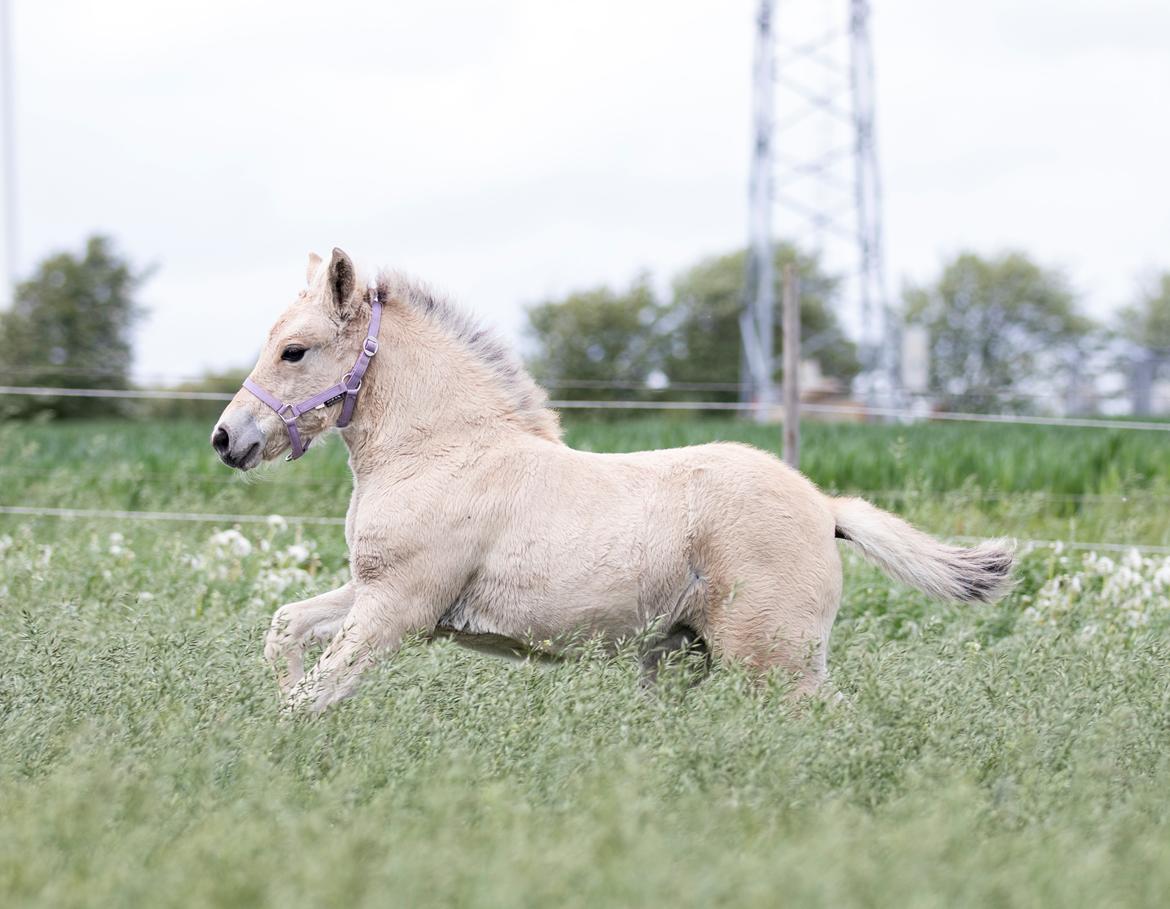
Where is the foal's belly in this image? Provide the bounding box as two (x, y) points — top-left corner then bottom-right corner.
(431, 626), (561, 662)
(435, 571), (676, 656)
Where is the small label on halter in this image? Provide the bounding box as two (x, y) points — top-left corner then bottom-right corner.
(323, 393), (345, 408)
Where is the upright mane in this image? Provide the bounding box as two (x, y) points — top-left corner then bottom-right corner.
(377, 270), (562, 442)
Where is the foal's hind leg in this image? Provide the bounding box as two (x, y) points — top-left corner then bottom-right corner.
(264, 583), (355, 695)
(640, 625), (710, 688)
(699, 539), (842, 700)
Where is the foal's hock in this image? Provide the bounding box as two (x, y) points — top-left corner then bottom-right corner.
(211, 249), (1016, 714)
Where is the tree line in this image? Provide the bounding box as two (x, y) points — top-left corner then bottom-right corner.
(527, 248), (1169, 414)
(2, 234), (1168, 419)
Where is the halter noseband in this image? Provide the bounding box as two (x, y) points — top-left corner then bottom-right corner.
(241, 285), (382, 461)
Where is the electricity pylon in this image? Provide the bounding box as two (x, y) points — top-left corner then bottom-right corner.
(742, 0), (899, 412)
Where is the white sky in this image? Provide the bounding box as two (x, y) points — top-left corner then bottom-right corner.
(5, 0), (1169, 381)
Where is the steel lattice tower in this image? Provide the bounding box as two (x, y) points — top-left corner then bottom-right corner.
(742, 0), (898, 410)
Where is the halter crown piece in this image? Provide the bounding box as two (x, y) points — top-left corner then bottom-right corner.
(242, 284), (382, 461)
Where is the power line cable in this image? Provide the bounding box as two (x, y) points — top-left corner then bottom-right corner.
(2, 503), (1165, 555)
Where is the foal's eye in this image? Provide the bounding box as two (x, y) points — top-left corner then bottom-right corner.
(281, 346), (307, 363)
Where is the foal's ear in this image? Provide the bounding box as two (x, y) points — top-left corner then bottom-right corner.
(327, 247), (360, 320)
(306, 251), (323, 285)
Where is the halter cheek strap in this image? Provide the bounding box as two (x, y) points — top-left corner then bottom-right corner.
(241, 285), (382, 461)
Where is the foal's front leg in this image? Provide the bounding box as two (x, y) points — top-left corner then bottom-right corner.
(264, 583), (355, 695)
(283, 581), (444, 716)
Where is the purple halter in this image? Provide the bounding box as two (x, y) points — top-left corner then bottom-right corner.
(242, 285), (382, 461)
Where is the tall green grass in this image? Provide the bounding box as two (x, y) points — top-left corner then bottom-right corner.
(2, 416), (1167, 546)
(7, 416), (1169, 495)
(1, 417), (1169, 907)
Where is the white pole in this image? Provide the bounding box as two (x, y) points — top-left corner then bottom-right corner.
(782, 264), (800, 467)
(0, 0), (17, 307)
(744, 0), (775, 423)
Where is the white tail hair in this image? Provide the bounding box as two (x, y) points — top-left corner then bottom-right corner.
(830, 497), (1015, 603)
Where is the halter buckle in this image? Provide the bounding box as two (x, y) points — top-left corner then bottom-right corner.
(363, 337), (379, 356)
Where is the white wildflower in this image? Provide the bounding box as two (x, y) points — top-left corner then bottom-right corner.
(283, 543), (311, 565)
(1085, 553), (1115, 576)
(1153, 561), (1170, 589)
(208, 528), (252, 557)
(257, 566), (313, 597)
(1107, 566), (1142, 592)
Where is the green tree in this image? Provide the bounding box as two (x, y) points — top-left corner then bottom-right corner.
(904, 251), (1094, 412)
(0, 236), (150, 418)
(524, 277), (663, 402)
(664, 244), (859, 398)
(1117, 272), (1170, 353)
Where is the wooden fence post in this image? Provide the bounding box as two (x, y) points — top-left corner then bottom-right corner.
(782, 264), (800, 468)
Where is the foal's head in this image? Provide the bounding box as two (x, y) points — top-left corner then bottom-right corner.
(211, 248), (373, 469)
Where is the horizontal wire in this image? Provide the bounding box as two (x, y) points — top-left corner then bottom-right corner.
(800, 403), (1170, 433)
(825, 490), (1165, 505)
(0, 385), (234, 401)
(0, 505), (345, 526)
(0, 465), (1163, 505)
(7, 383), (1156, 431)
(0, 369), (1117, 400)
(548, 397), (1170, 431)
(952, 536), (1170, 556)
(1, 503), (1165, 555)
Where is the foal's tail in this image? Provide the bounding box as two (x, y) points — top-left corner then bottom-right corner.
(830, 496), (1015, 603)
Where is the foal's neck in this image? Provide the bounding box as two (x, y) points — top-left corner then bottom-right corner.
(338, 350), (524, 483)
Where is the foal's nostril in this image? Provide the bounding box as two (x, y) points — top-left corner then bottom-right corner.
(212, 425), (231, 455)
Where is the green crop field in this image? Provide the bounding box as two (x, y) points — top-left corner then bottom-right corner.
(2, 417), (1169, 907)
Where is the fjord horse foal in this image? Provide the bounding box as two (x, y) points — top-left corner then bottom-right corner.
(212, 250), (1014, 714)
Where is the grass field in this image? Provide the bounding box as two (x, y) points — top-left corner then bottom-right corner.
(2, 416), (1170, 907)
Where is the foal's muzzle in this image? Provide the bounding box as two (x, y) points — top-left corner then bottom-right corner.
(211, 417), (264, 470)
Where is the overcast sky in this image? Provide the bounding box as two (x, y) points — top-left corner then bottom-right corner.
(5, 0), (1169, 381)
